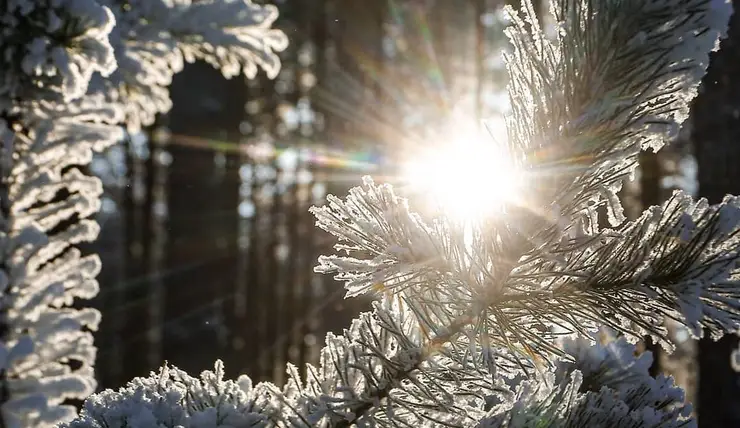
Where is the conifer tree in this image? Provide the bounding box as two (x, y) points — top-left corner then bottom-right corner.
(0, 1), (286, 427)
(25, 0), (740, 427)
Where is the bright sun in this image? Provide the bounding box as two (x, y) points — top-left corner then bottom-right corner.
(401, 120), (520, 221)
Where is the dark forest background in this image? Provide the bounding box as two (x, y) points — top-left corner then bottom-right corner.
(84, 0), (740, 426)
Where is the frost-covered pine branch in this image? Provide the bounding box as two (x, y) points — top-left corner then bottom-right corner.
(0, 1), (285, 427)
(93, 0), (289, 130)
(67, 0), (740, 427)
(63, 360), (272, 428)
(480, 332), (693, 427)
(312, 0), (736, 365)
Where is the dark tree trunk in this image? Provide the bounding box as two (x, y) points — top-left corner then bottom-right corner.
(120, 131), (152, 380)
(165, 61), (244, 377)
(638, 149), (663, 377)
(691, 2), (740, 426)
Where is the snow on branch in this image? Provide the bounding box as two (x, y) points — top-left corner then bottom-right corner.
(298, 0), (735, 423)
(504, 0), (730, 228)
(0, 0), (117, 111)
(313, 176), (740, 368)
(0, 0), (287, 426)
(311, 177), (445, 299)
(66, 296), (502, 427)
(58, 0), (739, 427)
(480, 333), (693, 427)
(92, 0), (289, 130)
(61, 361), (272, 428)
(0, 2), (124, 426)
(64, 316), (696, 427)
(273, 296), (502, 427)
(0, 101), (123, 428)
(505, 190), (740, 350)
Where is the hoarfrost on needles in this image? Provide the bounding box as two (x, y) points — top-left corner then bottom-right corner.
(14, 0), (740, 427)
(92, 0), (289, 130)
(61, 361), (270, 428)
(480, 333), (693, 427)
(0, 0), (286, 426)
